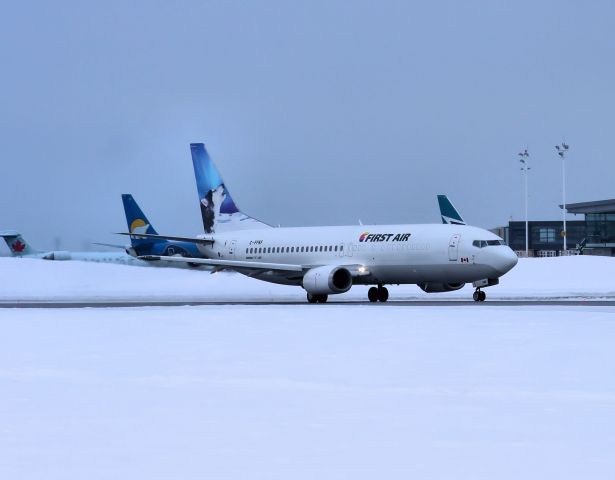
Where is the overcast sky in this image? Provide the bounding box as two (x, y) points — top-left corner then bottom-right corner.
(1, 0), (614, 251)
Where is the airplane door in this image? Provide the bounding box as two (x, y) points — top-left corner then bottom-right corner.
(227, 240), (237, 258)
(346, 242), (354, 257)
(448, 234), (460, 261)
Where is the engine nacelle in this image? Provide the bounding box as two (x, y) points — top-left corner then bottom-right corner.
(302, 265), (353, 295)
(417, 282), (465, 293)
(42, 251), (72, 261)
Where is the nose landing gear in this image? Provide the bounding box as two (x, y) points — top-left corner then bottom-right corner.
(473, 289), (486, 302)
(368, 285), (389, 303)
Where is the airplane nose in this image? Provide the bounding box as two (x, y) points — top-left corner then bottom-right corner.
(496, 247), (518, 274)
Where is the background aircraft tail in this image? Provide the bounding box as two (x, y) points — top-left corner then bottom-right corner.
(190, 143), (270, 233)
(0, 231), (39, 256)
(121, 194), (161, 247)
(437, 195), (466, 225)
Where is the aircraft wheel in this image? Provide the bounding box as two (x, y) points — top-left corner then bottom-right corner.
(368, 287), (379, 302)
(378, 286), (389, 302)
(307, 293), (317, 304)
(473, 290), (480, 302)
(479, 291), (486, 302)
(317, 294), (328, 303)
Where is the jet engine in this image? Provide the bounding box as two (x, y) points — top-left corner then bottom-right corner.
(42, 251), (72, 260)
(302, 265), (352, 295)
(417, 282), (465, 293)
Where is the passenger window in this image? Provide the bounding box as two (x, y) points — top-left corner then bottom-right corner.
(340, 245), (344, 251)
(334, 245), (338, 252)
(291, 247), (294, 253)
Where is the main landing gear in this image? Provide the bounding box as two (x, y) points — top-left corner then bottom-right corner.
(473, 289), (486, 302)
(368, 285), (389, 303)
(307, 293), (328, 303)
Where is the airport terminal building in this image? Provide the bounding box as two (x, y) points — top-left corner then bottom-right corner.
(493, 199), (615, 257)
(566, 199), (615, 255)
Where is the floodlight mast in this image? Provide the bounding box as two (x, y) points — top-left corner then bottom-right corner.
(518, 149), (530, 257)
(555, 143), (570, 251)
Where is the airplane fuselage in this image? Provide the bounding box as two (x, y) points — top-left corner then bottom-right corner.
(195, 223), (518, 287)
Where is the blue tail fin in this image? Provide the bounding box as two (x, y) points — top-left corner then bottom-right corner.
(121, 194), (160, 246)
(0, 230), (39, 256)
(190, 143), (270, 233)
(437, 195), (466, 225)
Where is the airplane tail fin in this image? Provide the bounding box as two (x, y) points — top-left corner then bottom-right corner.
(121, 194), (161, 247)
(437, 195), (466, 225)
(0, 231), (39, 256)
(190, 143), (271, 233)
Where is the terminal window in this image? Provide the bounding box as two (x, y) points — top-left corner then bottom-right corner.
(538, 228), (557, 243)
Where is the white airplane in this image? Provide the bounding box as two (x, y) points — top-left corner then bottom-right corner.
(119, 143), (518, 303)
(0, 230), (149, 266)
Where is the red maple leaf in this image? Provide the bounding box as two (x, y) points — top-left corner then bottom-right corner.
(11, 240), (26, 253)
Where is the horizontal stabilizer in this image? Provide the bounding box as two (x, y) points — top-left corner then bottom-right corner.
(115, 232), (215, 245)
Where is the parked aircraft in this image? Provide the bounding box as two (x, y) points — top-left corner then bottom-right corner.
(121, 194), (206, 268)
(438, 195), (466, 225)
(0, 230), (146, 265)
(118, 143), (518, 303)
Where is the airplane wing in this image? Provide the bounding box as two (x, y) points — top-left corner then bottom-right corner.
(141, 255), (303, 271)
(114, 232), (215, 244)
(92, 242), (126, 249)
(139, 255), (371, 277)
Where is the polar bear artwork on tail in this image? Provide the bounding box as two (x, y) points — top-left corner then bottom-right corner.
(200, 184), (226, 233)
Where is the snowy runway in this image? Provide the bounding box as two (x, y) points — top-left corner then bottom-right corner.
(1, 304), (615, 479)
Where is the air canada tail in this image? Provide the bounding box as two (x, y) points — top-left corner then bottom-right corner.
(190, 143), (270, 233)
(437, 195), (466, 225)
(121, 194), (161, 246)
(0, 230), (39, 256)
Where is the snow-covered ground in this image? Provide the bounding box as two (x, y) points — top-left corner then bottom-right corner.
(1, 304), (614, 479)
(0, 255), (614, 302)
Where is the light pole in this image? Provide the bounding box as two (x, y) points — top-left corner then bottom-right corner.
(518, 149), (530, 257)
(555, 142), (570, 251)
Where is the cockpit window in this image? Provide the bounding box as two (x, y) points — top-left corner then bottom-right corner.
(473, 239), (505, 248)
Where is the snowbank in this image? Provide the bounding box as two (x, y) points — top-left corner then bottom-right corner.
(0, 255), (614, 301)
